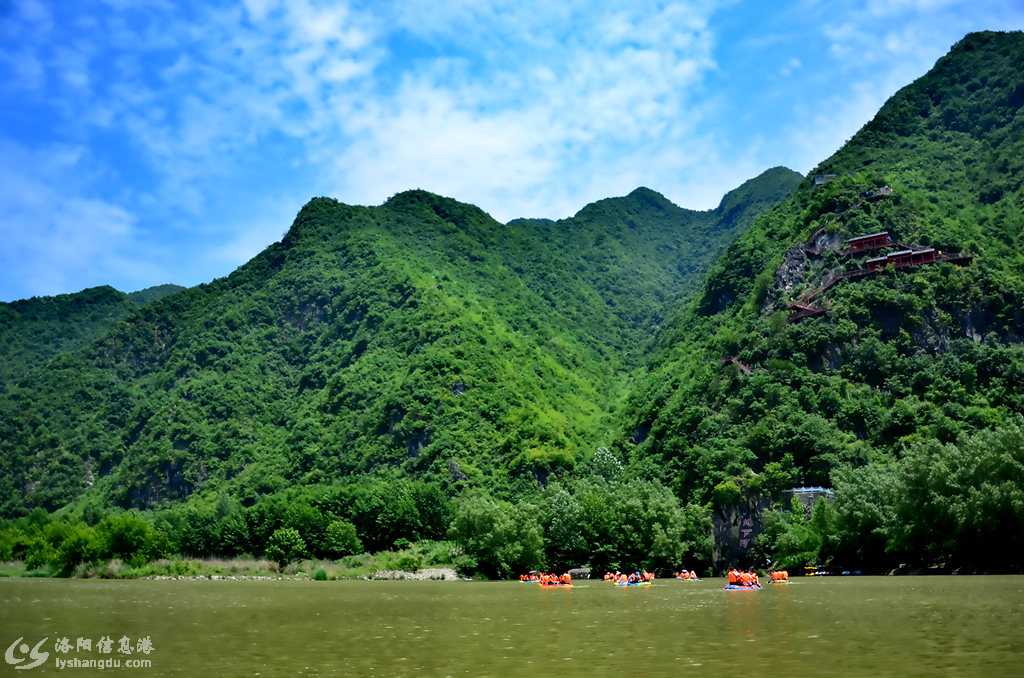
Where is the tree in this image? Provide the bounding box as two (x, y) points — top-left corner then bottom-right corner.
(586, 447), (624, 481)
(323, 520), (362, 559)
(24, 538), (55, 572)
(541, 487), (586, 571)
(284, 502), (328, 555)
(449, 494), (544, 578)
(757, 497), (826, 571)
(97, 512), (162, 566)
(889, 421), (1024, 569)
(215, 510), (251, 557)
(0, 525), (31, 561)
(54, 524), (101, 576)
(266, 527), (306, 569)
(348, 481), (423, 552)
(831, 463), (899, 569)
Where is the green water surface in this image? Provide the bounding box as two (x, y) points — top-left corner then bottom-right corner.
(1, 576), (1020, 677)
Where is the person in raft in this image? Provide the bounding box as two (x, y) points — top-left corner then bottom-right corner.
(770, 570), (789, 582)
(677, 569), (699, 580)
(727, 567), (761, 588)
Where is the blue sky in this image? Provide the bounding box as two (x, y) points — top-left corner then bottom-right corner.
(1, 0), (1023, 301)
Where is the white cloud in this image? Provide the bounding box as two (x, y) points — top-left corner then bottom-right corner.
(4, 0), (1024, 299)
(780, 57), (802, 77)
(330, 1), (727, 218)
(783, 0), (1024, 174)
(0, 140), (151, 298)
(53, 45), (93, 91)
(865, 0), (961, 16)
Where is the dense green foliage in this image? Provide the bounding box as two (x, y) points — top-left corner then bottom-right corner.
(448, 493), (545, 578)
(758, 420), (1024, 571)
(323, 519), (362, 558)
(627, 31), (1024, 570)
(2, 31), (1022, 576)
(265, 528), (306, 568)
(0, 167), (798, 517)
(0, 284), (182, 390)
(0, 457), (712, 577)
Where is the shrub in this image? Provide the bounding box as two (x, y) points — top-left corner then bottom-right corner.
(396, 553), (422, 573)
(712, 480), (743, 508)
(24, 539), (55, 572)
(265, 528), (306, 569)
(54, 524), (101, 576)
(97, 513), (162, 566)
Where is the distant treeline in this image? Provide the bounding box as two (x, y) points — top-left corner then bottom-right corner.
(3, 422), (1021, 577)
(0, 450), (711, 578)
(756, 421), (1024, 573)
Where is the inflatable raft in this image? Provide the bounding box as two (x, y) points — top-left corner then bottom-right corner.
(615, 581), (653, 587)
(723, 584), (762, 591)
(539, 583), (573, 589)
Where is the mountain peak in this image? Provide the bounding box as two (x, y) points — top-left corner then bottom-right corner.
(383, 188), (445, 207)
(626, 186), (670, 201)
(715, 166), (803, 212)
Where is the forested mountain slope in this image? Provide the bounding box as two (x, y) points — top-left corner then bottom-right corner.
(0, 168), (799, 516)
(0, 284), (183, 390)
(624, 31), (1024, 569)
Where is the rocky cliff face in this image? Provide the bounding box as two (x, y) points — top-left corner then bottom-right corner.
(712, 495), (771, 569)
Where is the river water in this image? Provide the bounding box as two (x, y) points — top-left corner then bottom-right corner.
(1, 576), (1021, 676)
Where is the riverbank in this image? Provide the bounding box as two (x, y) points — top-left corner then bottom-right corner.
(0, 540), (465, 581)
(0, 558), (464, 581)
(143, 567), (462, 581)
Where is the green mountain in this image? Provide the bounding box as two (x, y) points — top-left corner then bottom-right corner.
(625, 31), (1024, 569)
(3, 31), (1022, 576)
(0, 168), (800, 516)
(0, 284), (184, 391)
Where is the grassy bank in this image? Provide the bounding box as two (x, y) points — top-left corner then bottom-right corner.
(0, 541), (461, 580)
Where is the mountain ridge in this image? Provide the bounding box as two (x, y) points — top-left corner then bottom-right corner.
(623, 30), (1024, 570)
(0, 167), (802, 516)
(0, 283), (184, 390)
(2, 30), (1022, 574)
